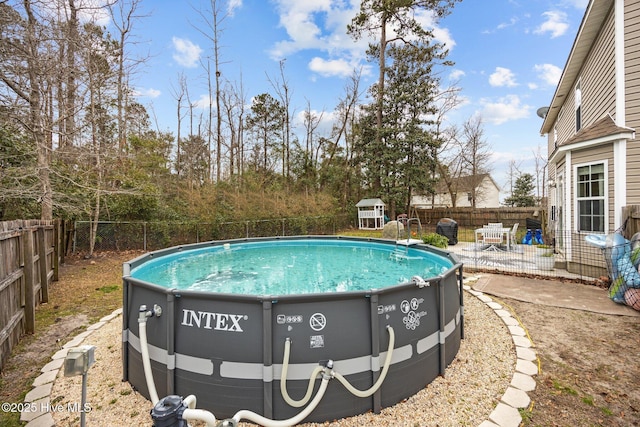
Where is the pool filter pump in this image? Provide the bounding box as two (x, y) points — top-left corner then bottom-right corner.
(151, 395), (188, 427)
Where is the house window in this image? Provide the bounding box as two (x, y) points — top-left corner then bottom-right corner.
(575, 81), (582, 132)
(576, 163), (605, 232)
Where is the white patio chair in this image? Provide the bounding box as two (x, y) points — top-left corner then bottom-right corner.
(487, 222), (503, 228)
(510, 223), (519, 248)
(482, 228), (504, 251)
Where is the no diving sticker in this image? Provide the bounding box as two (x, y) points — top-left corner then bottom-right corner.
(309, 312), (326, 331)
(310, 335), (324, 348)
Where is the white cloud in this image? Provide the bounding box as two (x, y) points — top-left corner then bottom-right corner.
(534, 63), (562, 86)
(194, 94), (213, 109)
(414, 9), (456, 50)
(489, 67), (517, 87)
(497, 17), (518, 31)
(479, 95), (531, 125)
(134, 87), (161, 98)
(534, 11), (569, 38)
(268, 0), (334, 59)
(308, 57), (354, 78)
(227, 0), (243, 16)
(449, 69), (465, 81)
(293, 108), (336, 137)
(268, 0), (454, 77)
(172, 37), (202, 68)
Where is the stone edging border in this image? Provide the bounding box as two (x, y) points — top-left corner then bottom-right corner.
(20, 276), (537, 427)
(20, 308), (122, 427)
(464, 276), (539, 427)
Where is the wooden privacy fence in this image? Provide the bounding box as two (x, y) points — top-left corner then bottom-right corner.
(413, 206), (545, 230)
(0, 220), (61, 371)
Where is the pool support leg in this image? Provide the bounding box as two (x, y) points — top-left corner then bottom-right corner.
(438, 279), (446, 376)
(263, 300), (274, 419)
(166, 293), (175, 395)
(369, 293), (382, 413)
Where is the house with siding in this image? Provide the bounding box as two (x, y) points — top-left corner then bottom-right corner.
(411, 174), (501, 209)
(540, 0), (638, 274)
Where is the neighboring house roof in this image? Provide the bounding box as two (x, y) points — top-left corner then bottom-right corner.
(356, 198), (385, 208)
(540, 0), (613, 135)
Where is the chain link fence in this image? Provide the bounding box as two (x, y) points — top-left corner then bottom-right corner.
(71, 214), (353, 253)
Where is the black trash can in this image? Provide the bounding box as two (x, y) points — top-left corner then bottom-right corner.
(525, 218), (541, 230)
(436, 218), (458, 245)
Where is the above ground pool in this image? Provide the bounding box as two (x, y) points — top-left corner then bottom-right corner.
(122, 236), (464, 423)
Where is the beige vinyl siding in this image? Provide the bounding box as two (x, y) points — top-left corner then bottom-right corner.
(552, 10), (616, 146)
(581, 9), (617, 126)
(555, 95), (576, 144)
(625, 1), (640, 204)
(571, 144), (615, 232)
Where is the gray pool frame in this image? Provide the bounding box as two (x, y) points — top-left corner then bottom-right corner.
(122, 236), (464, 422)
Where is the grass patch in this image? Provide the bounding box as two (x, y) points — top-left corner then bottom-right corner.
(552, 380), (578, 396)
(601, 407), (614, 416)
(97, 284), (120, 293)
(582, 395), (594, 406)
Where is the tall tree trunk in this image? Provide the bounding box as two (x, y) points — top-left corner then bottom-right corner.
(24, 0), (53, 220)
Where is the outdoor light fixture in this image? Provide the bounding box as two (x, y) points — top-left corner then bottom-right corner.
(64, 345), (96, 427)
(548, 179), (556, 188)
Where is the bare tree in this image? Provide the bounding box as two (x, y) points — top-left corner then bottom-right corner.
(430, 82), (463, 207)
(267, 59), (294, 180)
(193, 0), (228, 182)
(505, 159), (523, 199)
(302, 99), (323, 170)
(221, 77), (246, 178)
(458, 115), (492, 208)
(108, 0), (148, 154)
(532, 143), (548, 201)
(170, 73), (188, 175)
(24, 0), (53, 219)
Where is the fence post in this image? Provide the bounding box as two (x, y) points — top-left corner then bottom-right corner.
(23, 227), (36, 334)
(73, 221), (77, 253)
(53, 219), (60, 281)
(143, 222), (147, 251)
(37, 226), (49, 303)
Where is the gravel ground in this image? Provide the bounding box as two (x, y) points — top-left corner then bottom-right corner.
(50, 290), (515, 427)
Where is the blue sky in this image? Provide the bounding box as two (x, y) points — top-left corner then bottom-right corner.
(125, 0), (589, 196)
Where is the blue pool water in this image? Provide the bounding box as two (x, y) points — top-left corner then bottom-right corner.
(130, 239), (453, 295)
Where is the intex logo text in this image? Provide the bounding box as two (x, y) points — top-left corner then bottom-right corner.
(181, 309), (247, 332)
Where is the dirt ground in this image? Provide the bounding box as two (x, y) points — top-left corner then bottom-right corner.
(1, 253), (639, 426)
(504, 297), (640, 427)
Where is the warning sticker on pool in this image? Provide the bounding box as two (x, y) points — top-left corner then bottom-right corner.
(401, 298), (427, 330)
(310, 335), (325, 348)
(309, 312), (326, 331)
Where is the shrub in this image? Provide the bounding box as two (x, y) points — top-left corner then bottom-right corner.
(422, 233), (449, 249)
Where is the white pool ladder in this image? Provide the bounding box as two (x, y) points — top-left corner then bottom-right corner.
(396, 216), (423, 246)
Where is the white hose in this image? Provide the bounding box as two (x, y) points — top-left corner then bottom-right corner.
(332, 326), (395, 398)
(281, 338), (325, 407)
(183, 394), (197, 409)
(138, 318), (159, 405)
(182, 408), (217, 426)
(232, 372), (330, 427)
